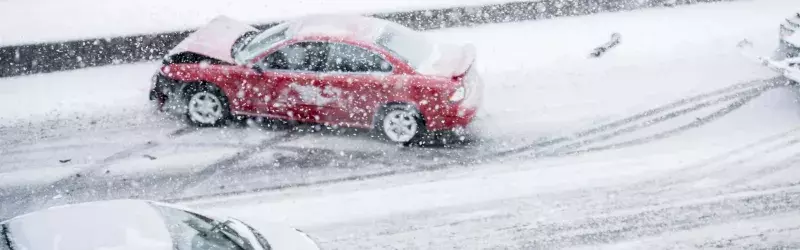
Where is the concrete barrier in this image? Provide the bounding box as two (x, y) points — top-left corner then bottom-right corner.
(0, 0), (730, 78)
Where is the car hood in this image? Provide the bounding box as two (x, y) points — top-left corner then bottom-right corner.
(167, 15), (258, 64)
(4, 200), (174, 250)
(152, 201), (320, 250)
(249, 222), (320, 250)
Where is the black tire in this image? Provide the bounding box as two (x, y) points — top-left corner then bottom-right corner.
(374, 103), (426, 145)
(184, 84), (232, 127)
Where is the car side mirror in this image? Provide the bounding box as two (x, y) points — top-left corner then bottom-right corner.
(248, 64), (263, 74)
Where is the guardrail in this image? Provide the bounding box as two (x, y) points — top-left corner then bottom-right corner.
(0, 0), (730, 78)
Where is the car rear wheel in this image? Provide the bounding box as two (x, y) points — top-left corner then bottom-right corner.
(185, 85), (230, 126)
(376, 104), (425, 145)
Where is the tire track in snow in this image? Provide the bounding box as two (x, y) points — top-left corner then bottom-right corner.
(622, 125), (800, 199)
(87, 126), (200, 165)
(511, 133), (800, 226)
(505, 126), (800, 220)
(555, 88), (764, 156)
(485, 77), (784, 160)
(167, 130), (305, 197)
(161, 78), (785, 203)
(421, 79), (776, 168)
(508, 184), (800, 249)
(310, 182), (800, 249)
(725, 151), (800, 187)
(172, 86), (763, 202)
(2, 125), (201, 218)
(696, 225), (800, 249)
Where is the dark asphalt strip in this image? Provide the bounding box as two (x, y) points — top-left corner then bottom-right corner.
(3, 126), (200, 217)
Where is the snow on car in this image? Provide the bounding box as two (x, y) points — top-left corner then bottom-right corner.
(778, 10), (800, 59)
(149, 14), (484, 144)
(0, 199), (320, 250)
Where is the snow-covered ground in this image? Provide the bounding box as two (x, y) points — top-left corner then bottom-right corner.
(0, 0), (515, 46)
(2, 0), (800, 248)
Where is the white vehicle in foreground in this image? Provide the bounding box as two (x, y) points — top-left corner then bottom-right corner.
(0, 199), (320, 250)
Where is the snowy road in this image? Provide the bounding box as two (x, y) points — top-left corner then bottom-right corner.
(3, 0), (800, 248)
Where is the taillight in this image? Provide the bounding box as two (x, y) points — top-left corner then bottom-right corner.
(160, 65), (172, 75)
(449, 86), (466, 102)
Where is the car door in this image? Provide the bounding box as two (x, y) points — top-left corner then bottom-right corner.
(249, 41), (329, 121)
(315, 42), (395, 127)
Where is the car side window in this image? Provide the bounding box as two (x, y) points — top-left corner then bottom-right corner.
(259, 41), (328, 72)
(325, 43), (392, 73)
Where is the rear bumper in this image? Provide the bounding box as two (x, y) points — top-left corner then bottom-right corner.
(423, 103), (480, 131)
(425, 66), (484, 131)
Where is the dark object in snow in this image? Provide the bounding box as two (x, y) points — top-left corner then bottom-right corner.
(75, 173), (82, 178)
(58, 159), (71, 163)
(163, 51), (233, 66)
(143, 154), (157, 160)
(105, 170), (111, 174)
(736, 39), (753, 49)
(589, 33), (622, 58)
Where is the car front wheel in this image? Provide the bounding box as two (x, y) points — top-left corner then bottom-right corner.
(185, 85), (230, 126)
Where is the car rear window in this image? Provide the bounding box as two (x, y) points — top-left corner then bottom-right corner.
(375, 24), (435, 70)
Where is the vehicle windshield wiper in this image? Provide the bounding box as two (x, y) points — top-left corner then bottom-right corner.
(2, 224), (15, 250)
(210, 219), (255, 250)
(231, 31), (259, 64)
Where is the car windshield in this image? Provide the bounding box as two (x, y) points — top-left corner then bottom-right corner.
(233, 22), (292, 65)
(151, 205), (259, 250)
(375, 23), (436, 70)
(0, 225), (11, 250)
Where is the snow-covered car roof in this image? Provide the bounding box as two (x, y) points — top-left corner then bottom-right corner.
(2, 199), (174, 250)
(287, 14), (400, 43)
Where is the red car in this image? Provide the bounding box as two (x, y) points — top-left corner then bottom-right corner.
(150, 15), (483, 144)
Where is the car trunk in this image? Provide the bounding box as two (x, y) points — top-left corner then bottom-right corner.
(417, 43), (477, 79)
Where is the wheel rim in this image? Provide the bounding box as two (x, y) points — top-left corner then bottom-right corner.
(382, 109), (418, 142)
(188, 92), (223, 124)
